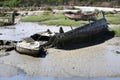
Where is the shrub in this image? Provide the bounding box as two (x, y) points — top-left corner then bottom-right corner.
(45, 5), (52, 11)
(42, 11), (51, 15)
(57, 6), (64, 10)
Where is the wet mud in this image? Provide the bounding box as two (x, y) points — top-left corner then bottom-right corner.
(0, 63), (25, 77)
(0, 22), (120, 80)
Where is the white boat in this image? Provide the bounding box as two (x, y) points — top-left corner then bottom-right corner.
(16, 30), (55, 56)
(16, 41), (41, 55)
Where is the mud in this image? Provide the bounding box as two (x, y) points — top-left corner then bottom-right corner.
(0, 19), (120, 79)
(0, 37), (119, 79)
(0, 63), (24, 77)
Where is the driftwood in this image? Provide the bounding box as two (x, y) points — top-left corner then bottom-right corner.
(0, 12), (15, 25)
(63, 11), (99, 21)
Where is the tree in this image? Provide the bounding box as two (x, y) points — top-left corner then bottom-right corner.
(9, 0), (21, 7)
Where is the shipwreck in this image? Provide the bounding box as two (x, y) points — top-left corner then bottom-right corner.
(16, 15), (108, 56)
(63, 11), (99, 21)
(44, 18), (108, 48)
(16, 30), (55, 56)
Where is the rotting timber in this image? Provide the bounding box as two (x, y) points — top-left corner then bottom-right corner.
(63, 11), (99, 21)
(0, 11), (15, 26)
(44, 18), (108, 48)
(15, 17), (109, 57)
(15, 30), (55, 57)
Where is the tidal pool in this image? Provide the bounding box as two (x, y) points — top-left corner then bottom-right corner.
(0, 22), (72, 41)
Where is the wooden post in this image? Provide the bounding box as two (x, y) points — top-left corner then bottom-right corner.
(11, 11), (15, 24)
(101, 11), (105, 18)
(9, 11), (15, 24)
(59, 27), (64, 33)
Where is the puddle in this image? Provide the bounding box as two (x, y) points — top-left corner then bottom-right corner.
(0, 22), (72, 41)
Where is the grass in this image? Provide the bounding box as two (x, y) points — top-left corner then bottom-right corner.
(21, 12), (120, 26)
(21, 12), (64, 22)
(40, 19), (88, 26)
(21, 12), (88, 27)
(0, 21), (5, 26)
(105, 14), (120, 24)
(109, 27), (120, 37)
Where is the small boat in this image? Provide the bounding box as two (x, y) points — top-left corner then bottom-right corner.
(16, 30), (55, 56)
(16, 41), (41, 56)
(63, 11), (99, 21)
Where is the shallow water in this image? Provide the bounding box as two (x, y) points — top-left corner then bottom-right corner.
(0, 22), (72, 41)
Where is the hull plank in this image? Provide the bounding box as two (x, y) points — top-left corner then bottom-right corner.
(47, 18), (108, 48)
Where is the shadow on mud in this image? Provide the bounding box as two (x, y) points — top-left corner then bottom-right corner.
(60, 31), (115, 50)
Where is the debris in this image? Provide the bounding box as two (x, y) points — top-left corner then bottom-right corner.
(116, 51), (120, 54)
(0, 52), (10, 57)
(15, 30), (55, 57)
(59, 27), (64, 33)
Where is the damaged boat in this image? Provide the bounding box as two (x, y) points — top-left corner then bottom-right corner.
(16, 17), (109, 56)
(44, 18), (108, 48)
(63, 11), (99, 21)
(16, 30), (55, 56)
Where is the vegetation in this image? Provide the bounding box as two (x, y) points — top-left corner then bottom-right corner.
(21, 12), (120, 26)
(57, 6), (64, 10)
(109, 27), (120, 37)
(0, 0), (120, 7)
(21, 12), (88, 26)
(106, 14), (120, 24)
(45, 5), (52, 11)
(0, 21), (5, 26)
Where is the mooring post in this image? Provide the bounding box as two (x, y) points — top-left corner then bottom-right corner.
(59, 27), (64, 33)
(101, 11), (105, 18)
(10, 11), (15, 24)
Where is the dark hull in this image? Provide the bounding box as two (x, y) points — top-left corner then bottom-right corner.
(48, 18), (108, 48)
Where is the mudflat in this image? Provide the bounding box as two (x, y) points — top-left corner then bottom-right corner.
(0, 37), (120, 78)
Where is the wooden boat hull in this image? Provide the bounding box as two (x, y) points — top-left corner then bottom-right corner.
(16, 46), (40, 56)
(15, 30), (55, 56)
(64, 11), (98, 21)
(15, 41), (41, 56)
(47, 18), (108, 48)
